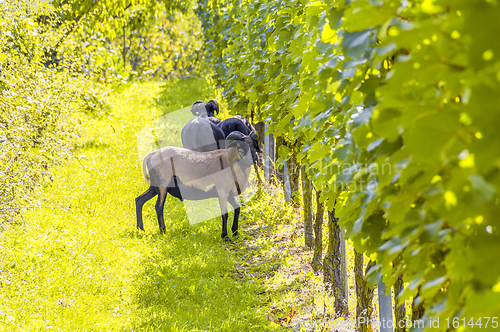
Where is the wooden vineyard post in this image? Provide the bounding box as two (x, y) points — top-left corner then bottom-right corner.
(283, 160), (291, 203)
(302, 166), (313, 247)
(394, 275), (406, 332)
(340, 230), (348, 302)
(323, 208), (348, 316)
(255, 122), (265, 152)
(355, 250), (375, 332)
(311, 190), (324, 272)
(264, 123), (274, 182)
(280, 137), (292, 203)
(287, 145), (300, 205)
(275, 136), (284, 183)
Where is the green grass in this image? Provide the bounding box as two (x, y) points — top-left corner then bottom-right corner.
(0, 78), (372, 332)
(0, 79), (284, 331)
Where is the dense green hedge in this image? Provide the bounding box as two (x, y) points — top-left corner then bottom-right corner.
(0, 5), (105, 224)
(199, 0), (500, 326)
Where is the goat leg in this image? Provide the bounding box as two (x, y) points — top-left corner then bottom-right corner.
(218, 193), (231, 241)
(135, 186), (157, 231)
(155, 187), (168, 233)
(228, 192), (241, 237)
(221, 212), (233, 243)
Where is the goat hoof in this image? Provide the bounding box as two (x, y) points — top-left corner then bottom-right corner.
(223, 236), (234, 244)
(232, 230), (239, 238)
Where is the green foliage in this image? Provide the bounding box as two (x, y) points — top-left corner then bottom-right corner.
(117, 10), (204, 80)
(155, 76), (215, 115)
(43, 0), (204, 82)
(0, 0), (206, 222)
(0, 4), (100, 224)
(78, 81), (112, 117)
(199, 0), (500, 327)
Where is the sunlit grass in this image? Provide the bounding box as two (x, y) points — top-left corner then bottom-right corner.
(0, 79), (281, 331)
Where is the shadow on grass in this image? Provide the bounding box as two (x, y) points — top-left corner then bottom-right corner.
(130, 79), (278, 331)
(131, 197), (275, 331)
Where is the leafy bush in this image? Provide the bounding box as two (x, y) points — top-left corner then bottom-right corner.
(0, 4), (107, 224)
(78, 81), (111, 117)
(68, 0), (204, 82)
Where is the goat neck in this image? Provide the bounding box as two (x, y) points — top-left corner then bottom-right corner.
(227, 146), (253, 194)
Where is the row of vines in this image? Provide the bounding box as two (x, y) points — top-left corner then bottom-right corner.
(199, 0), (500, 329)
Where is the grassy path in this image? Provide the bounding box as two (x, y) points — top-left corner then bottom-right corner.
(0, 80), (289, 331)
(1, 79), (365, 332)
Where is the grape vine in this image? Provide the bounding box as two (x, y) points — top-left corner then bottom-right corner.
(199, 0), (500, 325)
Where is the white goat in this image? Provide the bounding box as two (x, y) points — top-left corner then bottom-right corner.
(135, 131), (258, 240)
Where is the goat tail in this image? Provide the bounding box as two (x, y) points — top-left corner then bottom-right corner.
(142, 155), (151, 182)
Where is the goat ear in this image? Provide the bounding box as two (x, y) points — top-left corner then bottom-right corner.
(250, 131), (258, 140)
(208, 99), (219, 115)
(226, 131), (244, 142)
(238, 141), (249, 157)
(227, 140), (249, 161)
(191, 100), (204, 116)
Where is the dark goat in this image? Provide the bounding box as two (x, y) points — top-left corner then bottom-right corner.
(208, 117), (221, 126)
(219, 116), (262, 153)
(190, 99), (219, 117)
(190, 99), (221, 125)
(135, 132), (258, 240)
(228, 115), (256, 132)
(181, 100), (225, 152)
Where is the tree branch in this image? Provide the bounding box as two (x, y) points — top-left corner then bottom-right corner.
(53, 1), (95, 50)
